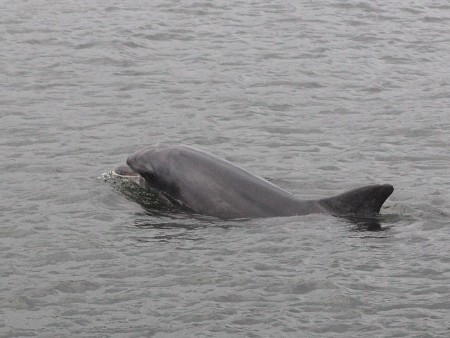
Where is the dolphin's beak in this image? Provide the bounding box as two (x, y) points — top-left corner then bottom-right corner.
(112, 165), (140, 178)
(112, 165), (149, 189)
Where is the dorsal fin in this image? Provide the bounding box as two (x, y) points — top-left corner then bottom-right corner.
(318, 184), (394, 216)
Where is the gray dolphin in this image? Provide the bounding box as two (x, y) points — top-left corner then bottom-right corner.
(117, 145), (394, 220)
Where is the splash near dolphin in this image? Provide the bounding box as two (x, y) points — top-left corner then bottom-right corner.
(114, 145), (393, 220)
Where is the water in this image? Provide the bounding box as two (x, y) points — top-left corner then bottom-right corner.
(1, 0), (449, 336)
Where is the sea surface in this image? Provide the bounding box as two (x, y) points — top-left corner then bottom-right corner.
(1, 0), (450, 337)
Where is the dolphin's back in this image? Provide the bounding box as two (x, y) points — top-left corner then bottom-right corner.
(159, 146), (308, 219)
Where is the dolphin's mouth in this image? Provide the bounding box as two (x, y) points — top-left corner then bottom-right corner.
(112, 165), (149, 189)
(112, 165), (141, 178)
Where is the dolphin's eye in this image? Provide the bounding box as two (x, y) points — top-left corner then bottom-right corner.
(143, 173), (154, 181)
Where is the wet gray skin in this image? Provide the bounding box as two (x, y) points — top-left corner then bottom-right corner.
(121, 145), (394, 220)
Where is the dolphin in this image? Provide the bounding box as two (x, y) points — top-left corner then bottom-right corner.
(116, 145), (394, 220)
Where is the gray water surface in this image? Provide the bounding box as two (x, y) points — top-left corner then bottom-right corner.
(1, 0), (450, 337)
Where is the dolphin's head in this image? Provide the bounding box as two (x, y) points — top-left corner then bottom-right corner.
(126, 147), (158, 184)
(126, 146), (180, 198)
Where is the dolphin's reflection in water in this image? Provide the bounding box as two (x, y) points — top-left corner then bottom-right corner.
(346, 215), (390, 232)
